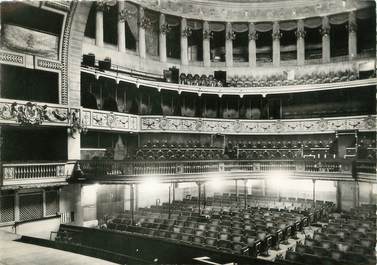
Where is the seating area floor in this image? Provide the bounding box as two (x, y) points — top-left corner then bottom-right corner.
(0, 232), (115, 265)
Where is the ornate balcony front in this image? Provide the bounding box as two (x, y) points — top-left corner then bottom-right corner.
(77, 159), (355, 184)
(140, 115), (376, 135)
(81, 63), (376, 97)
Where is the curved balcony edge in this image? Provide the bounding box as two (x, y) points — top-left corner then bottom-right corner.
(81, 67), (377, 97)
(0, 98), (375, 135)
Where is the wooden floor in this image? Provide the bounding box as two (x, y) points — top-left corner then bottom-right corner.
(0, 232), (116, 265)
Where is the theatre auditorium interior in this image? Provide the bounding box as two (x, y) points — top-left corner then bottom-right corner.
(0, 0), (376, 264)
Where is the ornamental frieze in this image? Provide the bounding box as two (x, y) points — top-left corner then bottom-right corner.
(140, 115), (376, 134)
(0, 101), (70, 126)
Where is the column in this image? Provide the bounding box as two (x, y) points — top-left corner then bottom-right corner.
(181, 17), (189, 65)
(272, 22), (281, 66)
(168, 184), (171, 219)
(248, 23), (257, 67)
(42, 189), (46, 217)
(117, 1), (126, 52)
(321, 16), (330, 63)
(354, 181), (359, 208)
(225, 22), (234, 67)
(296, 19), (305, 66)
(312, 179), (316, 206)
(159, 13), (167, 63)
(336, 181), (342, 211)
(348, 11), (357, 60)
(262, 179), (267, 196)
(14, 191), (20, 222)
(138, 7), (146, 59)
(235, 179), (238, 201)
(67, 130), (80, 160)
(197, 182), (202, 214)
(243, 179), (248, 209)
(130, 184), (135, 225)
(203, 21), (211, 67)
(95, 2), (104, 47)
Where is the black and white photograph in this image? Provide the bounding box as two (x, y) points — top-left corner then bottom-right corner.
(0, 0), (376, 264)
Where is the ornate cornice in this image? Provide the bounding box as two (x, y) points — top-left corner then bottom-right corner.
(126, 0), (371, 22)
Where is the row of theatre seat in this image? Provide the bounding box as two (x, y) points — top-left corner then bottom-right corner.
(227, 69), (358, 88)
(105, 196), (333, 261)
(134, 139), (340, 161)
(283, 205), (376, 265)
(179, 73), (224, 87)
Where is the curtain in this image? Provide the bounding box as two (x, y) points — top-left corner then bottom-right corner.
(255, 22), (273, 32)
(357, 8), (374, 20)
(210, 22), (225, 32)
(280, 20), (297, 31)
(125, 2), (138, 40)
(232, 23), (248, 33)
(304, 17), (322, 29)
(145, 9), (159, 56)
(329, 13), (349, 25)
(187, 19), (202, 30)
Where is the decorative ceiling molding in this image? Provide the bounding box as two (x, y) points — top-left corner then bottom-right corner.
(128, 0), (371, 22)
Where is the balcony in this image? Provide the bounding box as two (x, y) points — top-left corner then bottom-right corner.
(77, 159), (356, 184)
(1, 161), (75, 187)
(81, 66), (377, 97)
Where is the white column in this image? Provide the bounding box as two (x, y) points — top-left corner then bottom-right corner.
(117, 1), (126, 52)
(67, 131), (81, 160)
(248, 22), (257, 67)
(203, 21), (211, 67)
(296, 19), (305, 66)
(14, 191), (20, 222)
(181, 17), (189, 65)
(95, 3), (104, 47)
(348, 11), (357, 60)
(225, 22), (233, 67)
(272, 21), (281, 66)
(138, 6), (146, 59)
(159, 13), (167, 63)
(321, 16), (331, 63)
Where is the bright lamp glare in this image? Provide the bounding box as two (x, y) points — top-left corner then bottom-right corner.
(207, 175), (226, 191)
(267, 170), (291, 189)
(141, 176), (161, 192)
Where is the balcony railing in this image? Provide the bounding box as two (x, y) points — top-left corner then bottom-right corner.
(1, 161), (75, 186)
(78, 159), (354, 180)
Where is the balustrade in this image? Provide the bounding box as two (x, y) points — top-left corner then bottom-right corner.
(77, 159), (353, 179)
(2, 162), (68, 185)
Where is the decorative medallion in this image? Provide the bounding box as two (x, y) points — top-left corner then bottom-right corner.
(233, 120), (242, 133)
(159, 117), (169, 130)
(364, 116), (376, 130)
(318, 118), (328, 131)
(195, 119), (203, 131)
